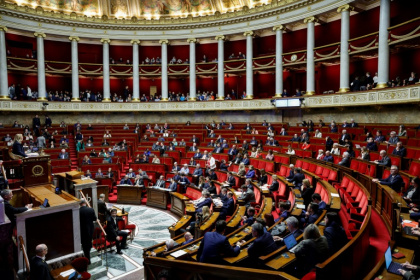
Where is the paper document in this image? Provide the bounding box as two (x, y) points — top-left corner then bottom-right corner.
(331, 193), (339, 198)
(60, 269), (75, 277)
(296, 204), (306, 209)
(170, 250), (187, 258)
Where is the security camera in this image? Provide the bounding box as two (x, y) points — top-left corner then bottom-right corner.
(42, 102), (49, 106)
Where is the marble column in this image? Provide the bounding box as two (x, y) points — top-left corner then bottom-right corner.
(159, 39), (169, 101)
(69, 36), (80, 101)
(34, 32), (47, 100)
(337, 5), (353, 93)
(304, 17), (317, 95)
(187, 38), (197, 101)
(376, 0), (390, 89)
(131, 39), (140, 102)
(101, 38), (111, 102)
(215, 35), (225, 100)
(244, 31), (254, 99)
(0, 26), (8, 99)
(273, 25), (285, 97)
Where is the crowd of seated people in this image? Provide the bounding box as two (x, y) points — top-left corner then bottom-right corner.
(351, 71), (418, 92)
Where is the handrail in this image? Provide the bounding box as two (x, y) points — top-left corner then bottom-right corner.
(388, 16), (420, 30)
(78, 190), (107, 237)
(18, 236), (30, 274)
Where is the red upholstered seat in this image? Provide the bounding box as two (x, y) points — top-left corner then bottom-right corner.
(273, 181), (288, 204)
(295, 159), (303, 168)
(308, 163), (317, 173)
(408, 160), (420, 177)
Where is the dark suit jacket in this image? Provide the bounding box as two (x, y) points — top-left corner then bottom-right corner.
(286, 170), (295, 180)
(228, 148), (238, 155)
(169, 182), (177, 191)
(324, 222), (348, 255)
(339, 134), (351, 145)
(30, 256), (54, 280)
(120, 179), (133, 185)
(156, 179), (166, 188)
(98, 200), (108, 216)
(324, 155), (334, 162)
(288, 173), (305, 188)
(269, 181), (279, 192)
(4, 200), (27, 223)
(392, 147), (407, 157)
(301, 187), (315, 207)
(339, 157), (350, 168)
(226, 176), (236, 188)
(196, 197), (212, 212)
(405, 186), (420, 205)
(193, 168), (203, 176)
(12, 141), (27, 157)
(79, 206), (97, 244)
(380, 174), (404, 192)
(193, 152), (202, 159)
(106, 216), (122, 241)
(197, 232), (240, 264)
(241, 158), (250, 165)
(377, 156), (391, 167)
(248, 232), (279, 260)
(221, 198), (235, 217)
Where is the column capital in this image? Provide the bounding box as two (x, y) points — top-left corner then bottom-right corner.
(34, 32), (46, 38)
(304, 16), (319, 24)
(0, 26), (8, 32)
(100, 38), (111, 44)
(69, 36), (80, 42)
(187, 38), (197, 44)
(159, 39), (169, 45)
(337, 4), (354, 13)
(273, 25), (286, 31)
(130, 39), (140, 45)
(215, 35), (225, 41)
(243, 31), (254, 37)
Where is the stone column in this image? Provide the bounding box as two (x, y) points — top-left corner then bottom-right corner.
(101, 38), (111, 102)
(244, 31), (254, 99)
(131, 39), (140, 101)
(34, 32), (47, 100)
(215, 35), (225, 100)
(376, 0), (390, 89)
(159, 39), (169, 101)
(273, 25), (285, 97)
(0, 26), (8, 99)
(304, 17), (317, 95)
(69, 36), (80, 101)
(338, 5), (353, 93)
(187, 38), (197, 101)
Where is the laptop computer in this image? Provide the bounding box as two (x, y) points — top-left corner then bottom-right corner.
(40, 198), (50, 209)
(283, 233), (298, 253)
(385, 246), (403, 275)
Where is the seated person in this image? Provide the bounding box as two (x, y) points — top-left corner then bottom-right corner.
(312, 193), (327, 214)
(95, 168), (104, 178)
(223, 172), (236, 188)
(155, 175), (166, 188)
(85, 170), (92, 178)
(168, 178), (177, 191)
(246, 223), (279, 265)
(181, 232), (195, 246)
(180, 164), (190, 175)
(273, 216), (303, 242)
(323, 151), (334, 162)
(134, 174), (144, 187)
(300, 202), (320, 226)
(82, 155), (91, 165)
(372, 165), (404, 192)
(338, 152), (351, 167)
(191, 190), (212, 213)
(268, 175), (279, 193)
(2, 189), (32, 225)
(239, 184), (255, 207)
(287, 167), (304, 189)
(185, 208), (211, 234)
(275, 201), (291, 222)
(196, 220), (241, 264)
(245, 165), (255, 179)
(192, 164), (203, 178)
(219, 159), (230, 172)
(120, 175), (133, 185)
(242, 206), (256, 226)
(126, 168), (136, 178)
(172, 162), (181, 172)
(392, 141), (407, 157)
(219, 191), (235, 220)
(293, 224), (329, 277)
(193, 149), (202, 159)
(404, 177), (420, 208)
(323, 212), (348, 256)
(106, 209), (128, 254)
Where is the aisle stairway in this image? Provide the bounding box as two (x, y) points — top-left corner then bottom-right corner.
(88, 249), (108, 280)
(68, 137), (78, 171)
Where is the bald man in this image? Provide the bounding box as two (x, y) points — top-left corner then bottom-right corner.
(30, 244), (54, 280)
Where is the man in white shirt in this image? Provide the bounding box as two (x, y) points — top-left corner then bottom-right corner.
(206, 152), (216, 170)
(180, 164), (190, 175)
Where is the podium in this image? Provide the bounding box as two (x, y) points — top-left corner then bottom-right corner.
(22, 156), (52, 186)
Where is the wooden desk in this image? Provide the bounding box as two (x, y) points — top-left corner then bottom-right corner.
(170, 192), (189, 216)
(265, 248), (296, 270)
(196, 212), (220, 238)
(223, 226), (252, 264)
(400, 213), (419, 241)
(169, 215), (192, 238)
(185, 203), (196, 216)
(366, 246), (415, 280)
(51, 264), (73, 280)
(25, 185), (71, 206)
(146, 187), (170, 210)
(227, 206), (246, 229)
(117, 185), (142, 205)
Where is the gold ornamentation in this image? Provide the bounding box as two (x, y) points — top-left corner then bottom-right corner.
(34, 32), (46, 38)
(130, 39), (140, 45)
(215, 35), (225, 41)
(0, 26), (8, 32)
(376, 83), (388, 89)
(69, 36), (80, 42)
(337, 4), (354, 13)
(305, 91), (315, 95)
(187, 38), (197, 43)
(100, 38), (111, 44)
(273, 25), (286, 31)
(159, 39), (169, 45)
(338, 88), (350, 93)
(243, 31), (254, 37)
(304, 16), (318, 24)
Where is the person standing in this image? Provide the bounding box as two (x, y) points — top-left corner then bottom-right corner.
(29, 244), (54, 280)
(79, 199), (97, 264)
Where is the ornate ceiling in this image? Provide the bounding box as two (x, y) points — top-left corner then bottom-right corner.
(6, 0), (278, 19)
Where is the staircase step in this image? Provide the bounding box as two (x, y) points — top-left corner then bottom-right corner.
(88, 256), (103, 270)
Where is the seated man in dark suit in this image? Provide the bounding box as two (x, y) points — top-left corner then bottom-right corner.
(181, 232), (195, 246)
(223, 172), (236, 188)
(212, 143), (224, 154)
(246, 223), (279, 265)
(300, 202), (320, 226)
(242, 206), (256, 226)
(338, 152), (351, 168)
(287, 167), (304, 189)
(193, 149), (203, 159)
(289, 134), (300, 142)
(338, 130), (351, 146)
(323, 212), (348, 256)
(323, 151), (334, 163)
(268, 175), (279, 193)
(273, 216), (303, 242)
(197, 220), (241, 264)
(57, 149), (69, 159)
(30, 244), (54, 280)
(194, 191), (212, 213)
(120, 175), (133, 185)
(155, 175), (166, 188)
(239, 184), (255, 208)
(372, 165), (404, 192)
(228, 145), (238, 159)
(106, 209), (128, 254)
(219, 191), (235, 220)
(168, 178), (178, 191)
(191, 135), (200, 144)
(286, 164), (295, 180)
(189, 143), (198, 152)
(312, 193), (327, 214)
(373, 150), (391, 167)
(392, 142), (407, 157)
(275, 201), (291, 222)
